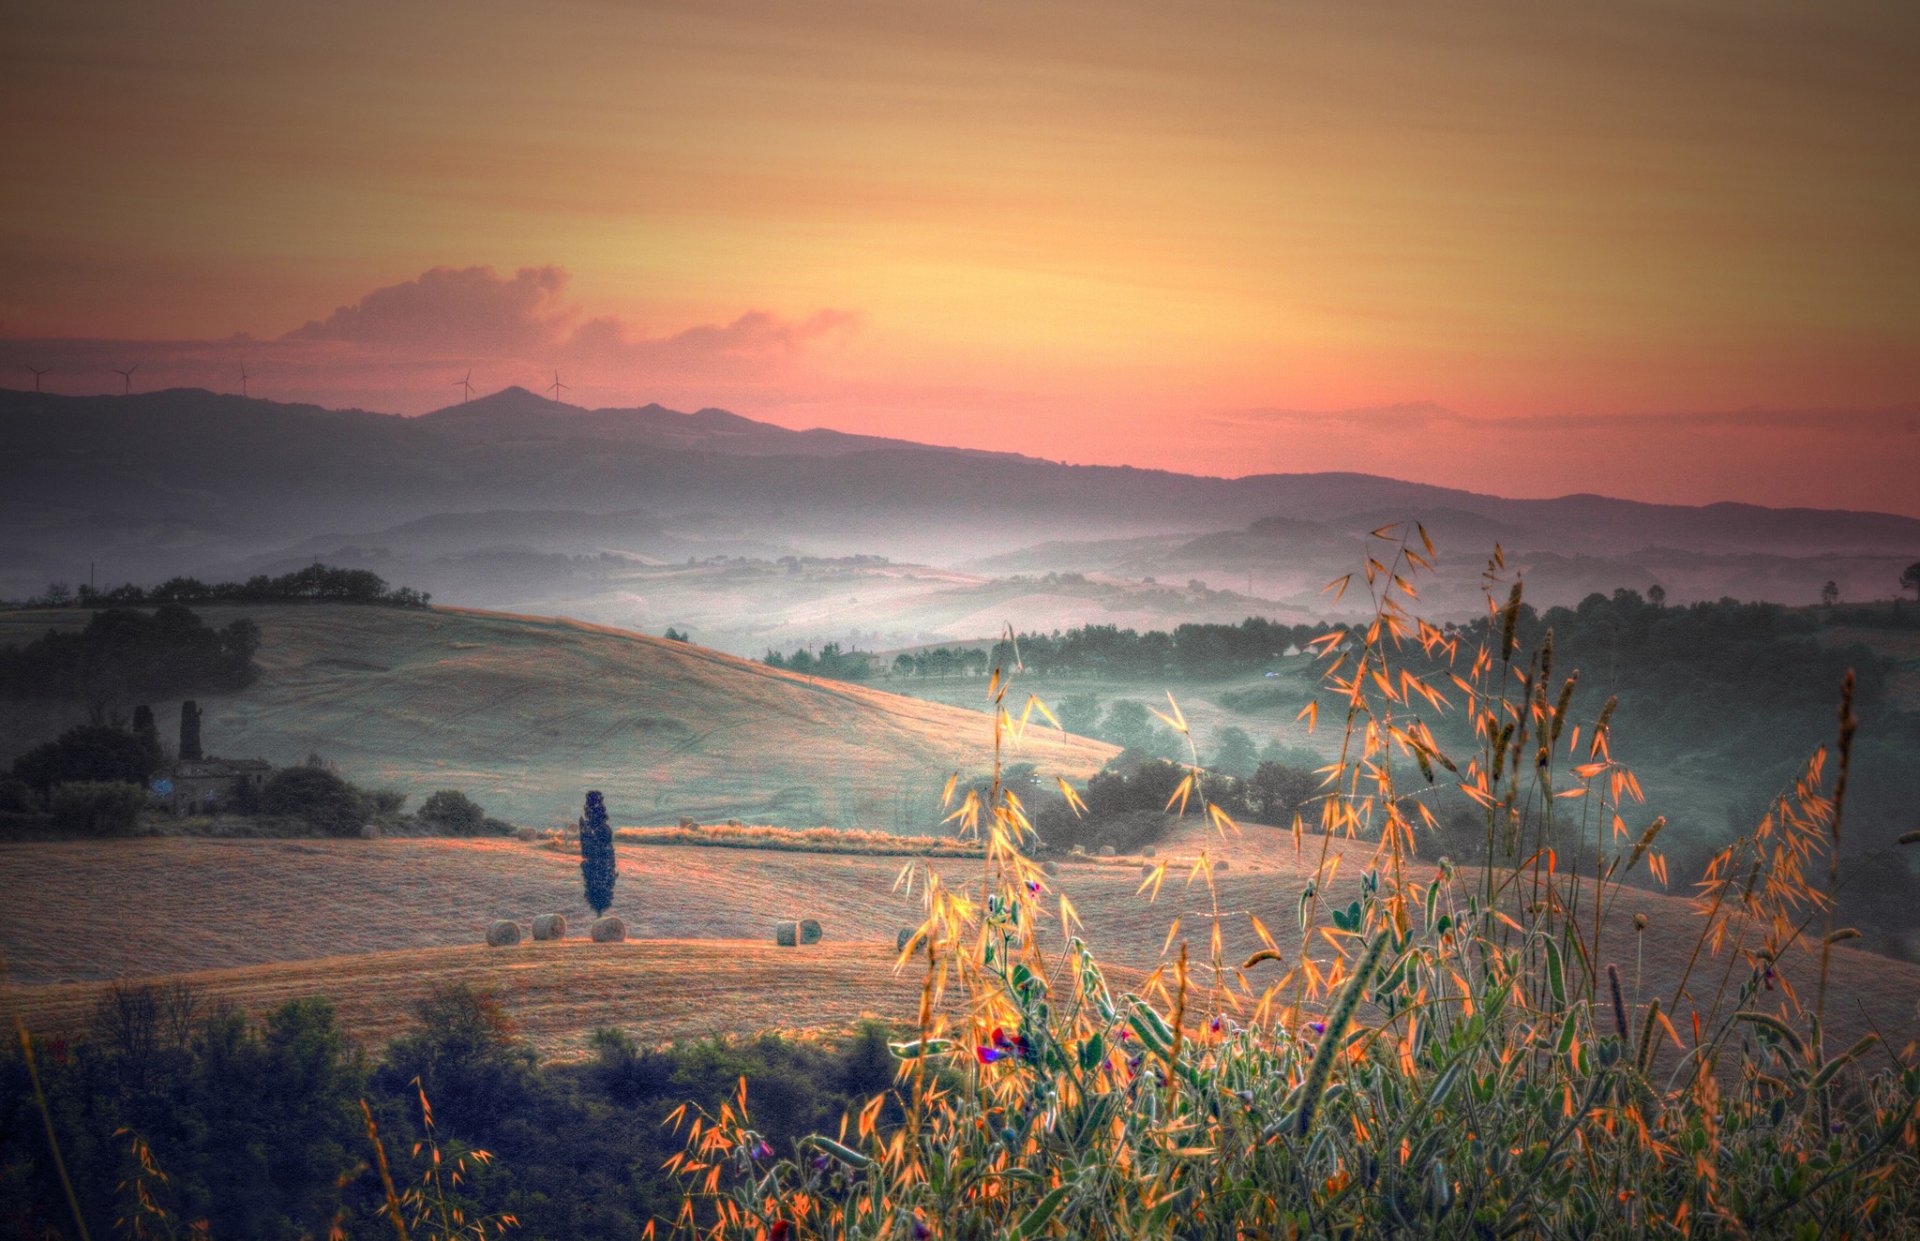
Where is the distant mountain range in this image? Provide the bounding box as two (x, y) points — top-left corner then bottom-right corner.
(3, 386), (1917, 625)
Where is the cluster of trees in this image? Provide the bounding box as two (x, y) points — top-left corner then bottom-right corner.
(889, 646), (990, 680)
(1031, 753), (1323, 854)
(1, 725), (501, 838)
(12, 563), (429, 611)
(986, 618), (1329, 680)
(0, 605), (258, 710)
(763, 642), (877, 681)
(0, 983), (904, 1238)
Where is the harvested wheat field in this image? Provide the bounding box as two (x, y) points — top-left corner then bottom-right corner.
(1, 940), (1073, 1059)
(5, 832), (1916, 1059)
(0, 603), (1116, 827)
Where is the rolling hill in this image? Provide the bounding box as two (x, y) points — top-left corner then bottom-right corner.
(0, 603), (1116, 828)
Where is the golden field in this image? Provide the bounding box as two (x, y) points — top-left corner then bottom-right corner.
(4, 824), (1915, 1060)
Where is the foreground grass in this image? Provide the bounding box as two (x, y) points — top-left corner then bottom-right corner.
(662, 534), (1920, 1239)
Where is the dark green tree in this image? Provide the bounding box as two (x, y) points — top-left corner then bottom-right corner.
(262, 766), (364, 836)
(579, 790), (617, 916)
(1902, 561), (1920, 602)
(179, 699), (203, 761)
(1211, 726), (1260, 779)
(419, 788), (487, 835)
(11, 724), (155, 792)
(131, 703), (162, 767)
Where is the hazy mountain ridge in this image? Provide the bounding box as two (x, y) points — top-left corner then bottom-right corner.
(3, 387), (1917, 623)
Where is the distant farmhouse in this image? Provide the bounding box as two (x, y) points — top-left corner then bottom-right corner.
(159, 757), (273, 816)
(150, 700), (274, 815)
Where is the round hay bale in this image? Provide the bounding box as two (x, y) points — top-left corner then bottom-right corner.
(897, 927), (917, 951)
(531, 913), (567, 940)
(590, 915), (626, 942)
(1097, 845), (1116, 857)
(485, 919), (521, 947)
(516, 827), (539, 842)
(358, 822), (382, 839)
(799, 918), (823, 944)
(775, 921), (800, 946)
(1041, 860), (1059, 875)
(1214, 859), (1230, 873)
(679, 816), (699, 830)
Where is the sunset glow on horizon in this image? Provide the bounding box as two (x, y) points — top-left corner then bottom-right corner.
(3, 0), (1916, 512)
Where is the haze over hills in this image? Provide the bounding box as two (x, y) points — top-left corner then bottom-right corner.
(3, 385), (1917, 650)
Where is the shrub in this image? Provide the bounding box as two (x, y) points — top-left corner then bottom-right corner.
(0, 774), (36, 813)
(419, 788), (486, 835)
(262, 765), (364, 836)
(365, 787), (409, 816)
(49, 781), (147, 835)
(12, 724), (156, 792)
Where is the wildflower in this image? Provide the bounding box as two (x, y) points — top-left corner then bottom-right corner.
(1026, 879), (1041, 894)
(770, 1223), (792, 1241)
(751, 1139), (774, 1161)
(911, 1220), (931, 1240)
(1209, 1016), (1223, 1033)
(976, 1045), (1004, 1064)
(1309, 1021), (1327, 1035)
(812, 1154), (831, 1172)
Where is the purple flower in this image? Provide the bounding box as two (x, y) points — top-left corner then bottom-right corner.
(976, 1046), (1004, 1064)
(1026, 879), (1041, 894)
(1309, 1021), (1327, 1035)
(911, 1221), (932, 1240)
(1209, 1016), (1223, 1033)
(812, 1154), (832, 1172)
(751, 1139), (774, 1161)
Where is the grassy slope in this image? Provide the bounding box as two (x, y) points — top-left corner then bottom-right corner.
(5, 830), (1914, 1059)
(0, 604), (1115, 827)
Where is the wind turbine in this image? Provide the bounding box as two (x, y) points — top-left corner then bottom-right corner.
(546, 371), (570, 402)
(453, 369), (474, 402)
(27, 366), (50, 393)
(113, 364), (138, 395)
(239, 363), (250, 398)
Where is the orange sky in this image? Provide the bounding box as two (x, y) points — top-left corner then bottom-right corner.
(2, 1), (1917, 512)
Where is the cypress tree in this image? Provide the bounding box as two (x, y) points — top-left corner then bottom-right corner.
(131, 704), (162, 768)
(179, 700), (204, 761)
(579, 790), (617, 917)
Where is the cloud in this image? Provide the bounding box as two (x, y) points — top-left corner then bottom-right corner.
(0, 265), (860, 413)
(285, 265), (576, 354)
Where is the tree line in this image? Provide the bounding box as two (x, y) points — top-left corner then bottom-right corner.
(9, 562), (430, 611)
(0, 604), (259, 708)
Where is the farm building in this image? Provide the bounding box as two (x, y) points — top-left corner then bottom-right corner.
(157, 757), (273, 816)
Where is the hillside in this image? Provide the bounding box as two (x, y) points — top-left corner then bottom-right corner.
(0, 604), (1116, 827)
